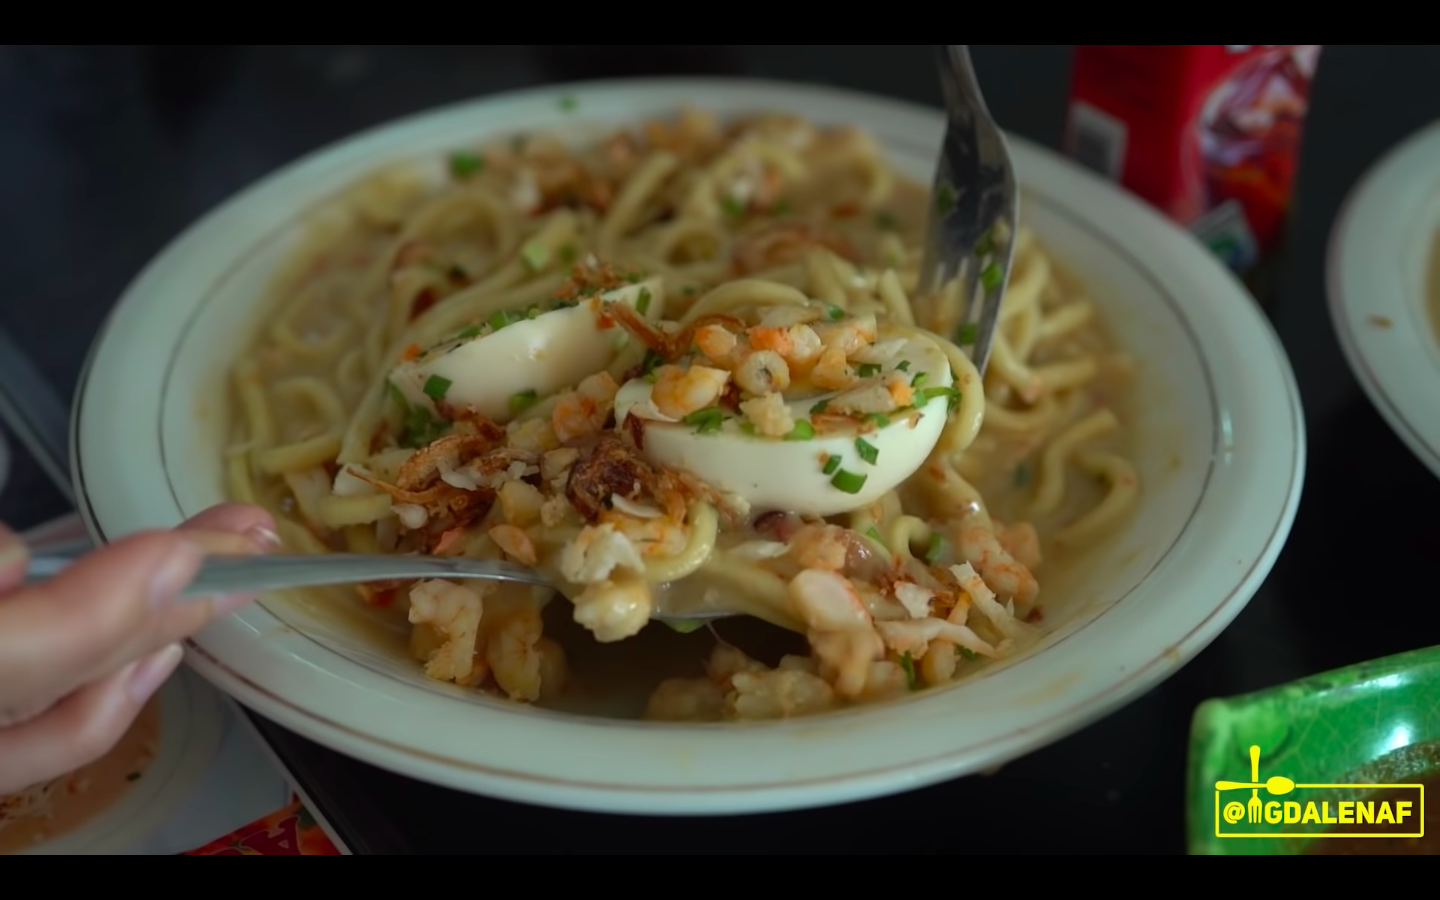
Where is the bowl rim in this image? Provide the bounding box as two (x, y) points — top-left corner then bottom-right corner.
(1185, 643), (1440, 854)
(69, 76), (1307, 814)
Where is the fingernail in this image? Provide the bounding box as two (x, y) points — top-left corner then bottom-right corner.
(213, 591), (258, 616)
(246, 524), (281, 552)
(127, 643), (184, 703)
(150, 541), (202, 610)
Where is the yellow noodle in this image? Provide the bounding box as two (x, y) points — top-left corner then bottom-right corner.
(222, 109), (1142, 720)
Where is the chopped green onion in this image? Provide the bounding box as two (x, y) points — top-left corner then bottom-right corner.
(641, 349), (663, 377)
(422, 375), (452, 401)
(899, 651), (918, 689)
(974, 236), (993, 259)
(955, 322), (979, 345)
(625, 271), (643, 284)
(921, 386), (961, 408)
(386, 380), (407, 409)
(721, 196), (745, 218)
(683, 406), (724, 434)
(448, 264), (469, 281)
(810, 399), (830, 415)
(822, 455), (841, 475)
(526, 305), (542, 319)
(854, 437), (879, 465)
(857, 363), (882, 378)
(487, 310), (513, 332)
(449, 152), (483, 179)
(875, 211), (898, 230)
(866, 525), (884, 545)
(559, 244), (579, 264)
(895, 360), (911, 372)
(865, 413), (891, 428)
(980, 262), (1003, 290)
(959, 647), (978, 661)
(1013, 463), (1030, 486)
(935, 182), (956, 216)
(558, 94), (578, 111)
(509, 390), (538, 414)
(551, 299), (578, 309)
(636, 287), (652, 316)
(664, 619), (707, 634)
(924, 532), (944, 564)
(831, 468), (867, 494)
(739, 421), (758, 435)
(826, 304), (845, 321)
(784, 420), (815, 441)
(910, 371), (928, 388)
(457, 326), (482, 340)
(521, 241), (549, 272)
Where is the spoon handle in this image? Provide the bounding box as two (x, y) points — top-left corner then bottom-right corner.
(25, 552), (552, 598)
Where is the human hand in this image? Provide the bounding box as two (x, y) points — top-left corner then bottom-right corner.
(0, 503), (278, 794)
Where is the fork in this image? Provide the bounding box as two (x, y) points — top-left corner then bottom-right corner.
(915, 44), (1020, 378)
(1247, 744), (1263, 824)
(23, 551), (733, 625)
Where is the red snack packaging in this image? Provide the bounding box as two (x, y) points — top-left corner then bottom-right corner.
(1062, 45), (1322, 284)
(181, 796), (342, 855)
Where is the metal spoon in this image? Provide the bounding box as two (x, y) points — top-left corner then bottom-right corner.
(23, 551), (731, 626)
(915, 44), (1019, 377)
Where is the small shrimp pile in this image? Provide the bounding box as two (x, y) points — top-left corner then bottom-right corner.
(608, 301), (920, 439)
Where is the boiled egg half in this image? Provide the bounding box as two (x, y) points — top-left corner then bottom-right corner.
(614, 328), (955, 517)
(389, 278), (662, 423)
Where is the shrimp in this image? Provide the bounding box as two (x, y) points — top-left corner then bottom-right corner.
(785, 324), (824, 369)
(559, 522), (646, 583)
(651, 364), (730, 418)
(738, 391), (795, 437)
(814, 315), (877, 356)
(733, 350), (791, 396)
(788, 525), (850, 572)
(997, 520), (1043, 571)
(746, 325), (794, 357)
(645, 677), (726, 722)
(572, 572), (653, 642)
(552, 371), (619, 443)
(810, 630), (884, 698)
(489, 524), (538, 565)
(407, 579), (487, 686)
(920, 639), (958, 685)
(486, 605), (560, 702)
(790, 568), (873, 630)
(694, 323), (739, 363)
(728, 669), (836, 719)
(810, 346), (856, 390)
(953, 525), (1039, 611)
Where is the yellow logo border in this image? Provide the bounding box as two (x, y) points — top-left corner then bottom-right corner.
(1213, 784), (1426, 839)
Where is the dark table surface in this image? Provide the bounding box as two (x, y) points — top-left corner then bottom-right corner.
(3, 45), (1439, 854)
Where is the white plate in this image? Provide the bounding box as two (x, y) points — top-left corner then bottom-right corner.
(71, 78), (1305, 815)
(8, 667), (223, 854)
(1328, 118), (1440, 480)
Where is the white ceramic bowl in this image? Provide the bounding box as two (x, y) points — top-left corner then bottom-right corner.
(1328, 117), (1440, 480)
(71, 79), (1305, 815)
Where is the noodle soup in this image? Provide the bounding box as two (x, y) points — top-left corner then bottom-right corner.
(224, 111), (1140, 721)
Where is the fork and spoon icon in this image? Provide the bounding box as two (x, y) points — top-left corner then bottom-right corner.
(1215, 745), (1297, 823)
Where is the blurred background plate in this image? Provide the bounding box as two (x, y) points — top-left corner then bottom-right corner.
(1328, 117), (1440, 481)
